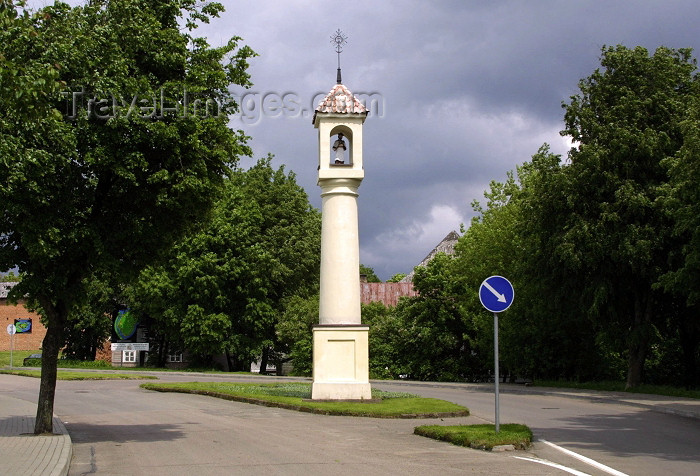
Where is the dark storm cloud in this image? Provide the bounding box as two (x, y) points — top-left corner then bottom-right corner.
(193, 0), (700, 280)
(27, 0), (700, 279)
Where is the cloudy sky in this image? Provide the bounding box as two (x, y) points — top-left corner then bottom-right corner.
(30, 1), (700, 280)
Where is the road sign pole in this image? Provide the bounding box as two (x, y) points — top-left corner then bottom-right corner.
(6, 324), (16, 369)
(9, 328), (14, 369)
(479, 276), (513, 436)
(494, 312), (499, 433)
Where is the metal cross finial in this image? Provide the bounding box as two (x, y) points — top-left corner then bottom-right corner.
(330, 29), (347, 84)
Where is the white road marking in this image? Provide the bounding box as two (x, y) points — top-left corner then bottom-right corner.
(540, 439), (629, 476)
(513, 456), (591, 475)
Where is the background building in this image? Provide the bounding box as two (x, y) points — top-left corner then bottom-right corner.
(1, 282), (47, 352)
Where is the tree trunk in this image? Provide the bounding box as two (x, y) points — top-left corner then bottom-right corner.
(88, 335), (98, 361)
(626, 293), (653, 389)
(34, 297), (66, 434)
(157, 335), (167, 367)
(626, 344), (646, 389)
(224, 350), (233, 372)
(259, 346), (269, 375)
(679, 306), (700, 389)
(160, 337), (169, 368)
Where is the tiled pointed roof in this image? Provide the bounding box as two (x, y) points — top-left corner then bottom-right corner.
(312, 83), (367, 123)
(400, 231), (461, 283)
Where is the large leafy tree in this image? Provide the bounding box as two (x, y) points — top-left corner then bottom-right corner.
(130, 158), (321, 371)
(346, 47), (699, 387)
(276, 294), (318, 376)
(661, 92), (700, 304)
(552, 46), (699, 387)
(658, 89), (700, 388)
(450, 175), (521, 380)
(510, 146), (622, 381)
(0, 0), (254, 433)
(451, 166), (538, 381)
(390, 253), (478, 381)
(452, 48), (700, 387)
(450, 148), (603, 383)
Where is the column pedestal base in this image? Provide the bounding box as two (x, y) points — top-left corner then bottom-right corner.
(311, 325), (372, 400)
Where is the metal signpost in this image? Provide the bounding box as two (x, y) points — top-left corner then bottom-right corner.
(479, 276), (514, 433)
(6, 324), (16, 369)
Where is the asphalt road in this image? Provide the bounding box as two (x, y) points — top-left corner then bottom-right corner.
(373, 380), (700, 476)
(2, 373), (698, 475)
(58, 377), (548, 476)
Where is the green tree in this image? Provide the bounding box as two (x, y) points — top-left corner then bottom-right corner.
(658, 90), (700, 388)
(277, 299), (397, 378)
(61, 275), (117, 361)
(363, 301), (402, 379)
(0, 0), (254, 433)
(240, 159), (321, 373)
(391, 253), (478, 381)
(661, 91), (700, 304)
(511, 147), (620, 381)
(0, 1), (61, 125)
(386, 273), (406, 283)
(276, 294), (319, 376)
(452, 170), (528, 381)
(131, 158), (321, 371)
(360, 264), (381, 283)
(0, 271), (21, 282)
(553, 46), (698, 387)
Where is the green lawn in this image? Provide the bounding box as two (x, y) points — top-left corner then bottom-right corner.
(414, 423), (532, 450)
(4, 351), (697, 399)
(0, 349), (37, 367)
(141, 382), (469, 418)
(0, 369), (157, 380)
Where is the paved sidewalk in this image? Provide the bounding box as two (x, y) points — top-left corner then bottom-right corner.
(0, 394), (72, 476)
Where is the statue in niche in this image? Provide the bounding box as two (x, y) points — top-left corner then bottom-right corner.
(332, 133), (347, 164)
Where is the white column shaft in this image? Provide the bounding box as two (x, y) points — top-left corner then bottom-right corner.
(318, 178), (361, 325)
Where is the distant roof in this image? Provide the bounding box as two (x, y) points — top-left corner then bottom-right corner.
(400, 230), (460, 283)
(0, 281), (18, 299)
(312, 83), (368, 123)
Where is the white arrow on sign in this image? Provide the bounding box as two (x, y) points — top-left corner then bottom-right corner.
(483, 281), (506, 303)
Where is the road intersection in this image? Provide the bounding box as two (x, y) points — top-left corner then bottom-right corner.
(1, 372), (698, 475)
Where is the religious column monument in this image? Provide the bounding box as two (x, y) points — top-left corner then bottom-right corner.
(311, 31), (372, 400)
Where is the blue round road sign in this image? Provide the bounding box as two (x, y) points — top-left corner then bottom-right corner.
(479, 276), (514, 313)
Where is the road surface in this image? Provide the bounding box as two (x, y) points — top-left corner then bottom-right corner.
(2, 373), (697, 475)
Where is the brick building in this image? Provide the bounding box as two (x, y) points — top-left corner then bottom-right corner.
(360, 281), (419, 307)
(1, 282), (46, 352)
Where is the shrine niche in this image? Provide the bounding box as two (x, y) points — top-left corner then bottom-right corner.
(329, 125), (354, 165)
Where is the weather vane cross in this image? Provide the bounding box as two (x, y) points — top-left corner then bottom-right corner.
(330, 29), (348, 84)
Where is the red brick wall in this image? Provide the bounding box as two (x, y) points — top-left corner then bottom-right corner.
(360, 282), (419, 307)
(0, 299), (46, 351)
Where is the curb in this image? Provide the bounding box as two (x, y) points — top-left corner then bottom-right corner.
(51, 417), (73, 476)
(141, 385), (471, 418)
